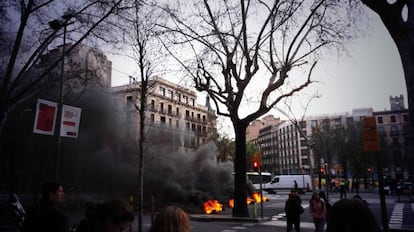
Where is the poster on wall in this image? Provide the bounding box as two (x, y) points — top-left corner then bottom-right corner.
(33, 99), (58, 135)
(60, 104), (82, 138)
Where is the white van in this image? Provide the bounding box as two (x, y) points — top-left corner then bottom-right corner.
(263, 175), (312, 194)
(246, 172), (272, 190)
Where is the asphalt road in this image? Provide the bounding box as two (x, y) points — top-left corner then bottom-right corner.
(111, 190), (414, 232)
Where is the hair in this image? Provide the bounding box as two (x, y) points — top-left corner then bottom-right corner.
(149, 206), (190, 232)
(96, 199), (134, 224)
(40, 181), (62, 200)
(326, 198), (381, 232)
(319, 191), (326, 199)
(76, 199), (134, 232)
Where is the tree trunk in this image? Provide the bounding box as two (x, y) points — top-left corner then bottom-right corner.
(232, 121), (249, 217)
(362, 0), (414, 175)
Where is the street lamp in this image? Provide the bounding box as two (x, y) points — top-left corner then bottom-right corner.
(48, 9), (75, 180)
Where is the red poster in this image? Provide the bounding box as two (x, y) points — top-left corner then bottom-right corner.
(33, 99), (58, 135)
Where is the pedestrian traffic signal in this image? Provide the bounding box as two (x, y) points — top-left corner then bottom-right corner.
(253, 161), (259, 169)
(319, 167), (324, 174)
(367, 167), (372, 173)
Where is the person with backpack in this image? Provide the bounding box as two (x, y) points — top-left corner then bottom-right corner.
(284, 189), (303, 232)
(310, 192), (326, 232)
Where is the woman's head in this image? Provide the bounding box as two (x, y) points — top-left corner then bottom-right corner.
(327, 198), (381, 232)
(40, 181), (64, 203)
(311, 192), (320, 201)
(149, 206), (190, 232)
(96, 199), (135, 232)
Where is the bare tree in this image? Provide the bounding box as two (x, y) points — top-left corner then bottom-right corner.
(157, 0), (357, 217)
(110, 1), (168, 230)
(362, 0), (414, 125)
(0, 0), (128, 135)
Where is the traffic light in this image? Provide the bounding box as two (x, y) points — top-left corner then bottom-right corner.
(253, 161), (259, 169)
(367, 167), (372, 173)
(319, 167), (324, 174)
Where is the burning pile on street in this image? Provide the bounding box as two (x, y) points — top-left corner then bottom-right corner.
(203, 200), (224, 214)
(204, 192), (269, 214)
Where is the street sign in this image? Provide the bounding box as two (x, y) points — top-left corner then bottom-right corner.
(362, 117), (380, 152)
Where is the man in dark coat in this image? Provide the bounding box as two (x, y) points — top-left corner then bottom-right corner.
(284, 189), (302, 232)
(22, 181), (68, 232)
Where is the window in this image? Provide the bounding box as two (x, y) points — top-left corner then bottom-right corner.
(190, 98), (195, 106)
(168, 104), (172, 115)
(150, 114), (155, 123)
(160, 102), (164, 113)
(377, 116), (383, 124)
(185, 110), (190, 118)
(390, 115), (396, 123)
(159, 87), (165, 96)
(160, 116), (166, 124)
(403, 114), (409, 122)
(150, 99), (155, 110)
(176, 107), (180, 117)
(167, 90), (173, 99)
(183, 95), (188, 104)
(126, 96), (133, 110)
(175, 93), (181, 102)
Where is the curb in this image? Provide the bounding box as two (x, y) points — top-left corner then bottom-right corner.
(190, 214), (271, 223)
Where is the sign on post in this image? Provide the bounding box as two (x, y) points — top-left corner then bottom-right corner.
(362, 117), (380, 152)
(33, 99), (58, 135)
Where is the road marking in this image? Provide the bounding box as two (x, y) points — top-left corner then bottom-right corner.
(389, 203), (404, 229)
(261, 220), (316, 229)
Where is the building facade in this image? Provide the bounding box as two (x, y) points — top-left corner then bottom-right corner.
(111, 77), (217, 153)
(374, 95), (412, 179)
(39, 43), (112, 92)
(248, 109), (373, 176)
(248, 95), (413, 180)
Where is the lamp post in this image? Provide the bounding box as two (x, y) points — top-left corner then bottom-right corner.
(48, 10), (75, 180)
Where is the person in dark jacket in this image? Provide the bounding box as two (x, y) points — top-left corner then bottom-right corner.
(284, 189), (303, 232)
(22, 181), (68, 232)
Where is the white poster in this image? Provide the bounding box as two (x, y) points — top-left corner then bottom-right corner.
(33, 99), (58, 135)
(60, 104), (82, 138)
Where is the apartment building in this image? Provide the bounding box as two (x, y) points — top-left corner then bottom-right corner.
(374, 95), (412, 179)
(248, 109), (373, 176)
(39, 43), (112, 92)
(111, 77), (217, 153)
(249, 96), (413, 180)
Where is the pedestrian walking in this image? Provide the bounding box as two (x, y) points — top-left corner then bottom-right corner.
(284, 189), (303, 232)
(340, 180), (347, 199)
(318, 191), (331, 220)
(294, 180), (298, 192)
(309, 192), (326, 232)
(22, 181), (68, 232)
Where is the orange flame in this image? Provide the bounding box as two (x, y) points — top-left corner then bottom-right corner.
(203, 200), (223, 214)
(228, 193), (269, 208)
(252, 192), (269, 203)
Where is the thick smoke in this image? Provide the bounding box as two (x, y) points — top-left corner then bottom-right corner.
(2, 87), (234, 212)
(144, 142), (234, 208)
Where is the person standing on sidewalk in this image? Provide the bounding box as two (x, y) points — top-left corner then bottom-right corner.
(22, 181), (68, 232)
(284, 189), (303, 232)
(309, 192), (326, 232)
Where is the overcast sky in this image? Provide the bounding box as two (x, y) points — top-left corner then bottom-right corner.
(110, 8), (407, 137)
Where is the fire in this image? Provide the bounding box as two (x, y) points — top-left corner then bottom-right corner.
(252, 192), (269, 203)
(228, 192), (269, 208)
(203, 200), (223, 214)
